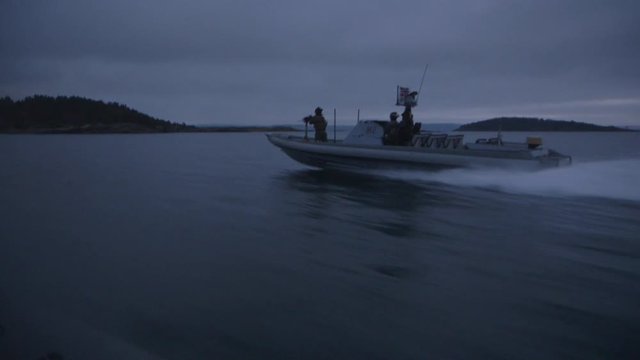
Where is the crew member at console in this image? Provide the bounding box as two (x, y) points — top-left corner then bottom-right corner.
(398, 91), (418, 145)
(384, 112), (399, 145)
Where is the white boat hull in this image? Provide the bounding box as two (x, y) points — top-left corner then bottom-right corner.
(267, 133), (571, 171)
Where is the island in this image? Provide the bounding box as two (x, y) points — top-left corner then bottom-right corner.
(0, 95), (296, 134)
(454, 117), (632, 132)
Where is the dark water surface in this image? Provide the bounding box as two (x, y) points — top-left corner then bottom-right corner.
(1, 132), (639, 359)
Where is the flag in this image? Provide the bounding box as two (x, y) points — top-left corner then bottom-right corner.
(396, 86), (418, 107)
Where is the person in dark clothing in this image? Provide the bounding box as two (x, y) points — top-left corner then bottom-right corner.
(304, 107), (328, 142)
(398, 107), (414, 145)
(398, 91), (418, 145)
(384, 111), (399, 145)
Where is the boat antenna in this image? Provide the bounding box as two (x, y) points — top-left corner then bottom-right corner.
(416, 64), (429, 104)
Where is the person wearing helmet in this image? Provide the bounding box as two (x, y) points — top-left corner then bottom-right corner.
(399, 91), (418, 145)
(304, 106), (328, 142)
(399, 109), (415, 145)
(384, 112), (399, 145)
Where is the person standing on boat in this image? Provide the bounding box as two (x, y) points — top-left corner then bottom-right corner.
(384, 111), (399, 145)
(304, 107), (328, 142)
(398, 92), (417, 145)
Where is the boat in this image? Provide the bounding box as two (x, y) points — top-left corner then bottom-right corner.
(267, 120), (572, 171)
(267, 85), (572, 171)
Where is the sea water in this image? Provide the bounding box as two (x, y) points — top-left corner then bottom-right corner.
(0, 132), (639, 359)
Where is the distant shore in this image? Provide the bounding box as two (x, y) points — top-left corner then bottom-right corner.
(454, 117), (635, 132)
(191, 125), (299, 133)
(0, 95), (300, 134)
(0, 125), (299, 134)
(2, 95), (635, 134)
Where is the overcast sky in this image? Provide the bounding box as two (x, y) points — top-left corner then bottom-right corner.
(2, 0), (639, 126)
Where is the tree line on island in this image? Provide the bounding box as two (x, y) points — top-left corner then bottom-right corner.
(0, 95), (295, 133)
(454, 117), (631, 132)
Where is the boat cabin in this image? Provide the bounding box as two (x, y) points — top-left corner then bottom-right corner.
(343, 120), (464, 150)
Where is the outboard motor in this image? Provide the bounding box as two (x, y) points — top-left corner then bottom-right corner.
(527, 137), (542, 149)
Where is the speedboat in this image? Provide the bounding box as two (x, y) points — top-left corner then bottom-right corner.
(266, 120), (572, 171)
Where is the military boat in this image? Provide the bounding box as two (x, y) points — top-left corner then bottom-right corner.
(266, 120), (572, 171)
(268, 83), (571, 171)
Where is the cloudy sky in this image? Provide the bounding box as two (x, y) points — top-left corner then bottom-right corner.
(2, 0), (639, 126)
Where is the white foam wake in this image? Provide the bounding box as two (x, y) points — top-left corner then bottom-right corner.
(375, 159), (640, 201)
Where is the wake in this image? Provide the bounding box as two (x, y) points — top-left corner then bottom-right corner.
(374, 159), (640, 201)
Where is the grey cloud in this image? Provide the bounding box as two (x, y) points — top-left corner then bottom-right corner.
(1, 0), (639, 125)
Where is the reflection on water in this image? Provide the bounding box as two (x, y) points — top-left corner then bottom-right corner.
(282, 169), (434, 208)
(276, 169), (465, 238)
